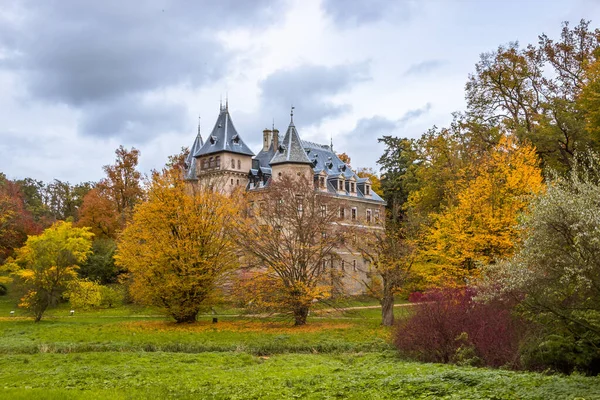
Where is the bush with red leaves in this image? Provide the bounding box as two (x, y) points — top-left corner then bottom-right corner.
(394, 288), (526, 368)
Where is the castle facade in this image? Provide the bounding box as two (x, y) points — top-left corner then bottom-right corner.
(183, 104), (386, 294)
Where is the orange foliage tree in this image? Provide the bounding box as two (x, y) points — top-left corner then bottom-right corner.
(233, 175), (347, 326)
(77, 146), (144, 238)
(422, 135), (544, 286)
(115, 169), (241, 323)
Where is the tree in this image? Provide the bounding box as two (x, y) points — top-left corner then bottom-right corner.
(424, 135), (544, 286)
(96, 145), (144, 228)
(234, 175), (347, 326)
(115, 169), (240, 323)
(78, 238), (120, 284)
(77, 188), (120, 239)
(0, 174), (41, 263)
(1, 221), (93, 321)
(478, 153), (600, 374)
(356, 222), (416, 326)
(336, 152), (351, 166)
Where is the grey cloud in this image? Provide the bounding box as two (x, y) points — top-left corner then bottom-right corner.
(404, 60), (447, 76)
(259, 62), (371, 127)
(321, 0), (416, 27)
(337, 104), (432, 169)
(81, 95), (188, 141)
(399, 103), (432, 125)
(0, 0), (281, 141)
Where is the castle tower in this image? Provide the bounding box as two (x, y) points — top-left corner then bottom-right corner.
(269, 109), (313, 181)
(192, 103), (254, 193)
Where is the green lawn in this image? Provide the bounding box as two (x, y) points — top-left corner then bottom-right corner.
(1, 295), (599, 399)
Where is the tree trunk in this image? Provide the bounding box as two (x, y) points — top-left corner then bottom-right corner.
(381, 291), (395, 326)
(293, 306), (309, 326)
(173, 311), (198, 323)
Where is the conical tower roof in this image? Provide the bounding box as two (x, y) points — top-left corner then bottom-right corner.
(269, 118), (311, 166)
(194, 105), (254, 157)
(184, 118), (204, 180)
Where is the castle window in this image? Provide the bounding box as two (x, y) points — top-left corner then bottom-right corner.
(341, 260), (345, 271)
(237, 179), (240, 185)
(238, 159), (241, 169)
(248, 202), (254, 217)
(351, 207), (357, 220)
(216, 156), (221, 168)
(338, 180), (344, 191)
(231, 159), (235, 168)
(374, 210), (380, 222)
(231, 178), (234, 185)
(296, 195), (304, 217)
(320, 204), (327, 217)
(366, 209), (372, 223)
(319, 176), (325, 188)
(209, 157), (215, 168)
(353, 260), (357, 271)
(365, 185), (371, 195)
(339, 207), (345, 219)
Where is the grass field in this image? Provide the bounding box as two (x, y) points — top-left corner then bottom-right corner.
(1, 295), (599, 399)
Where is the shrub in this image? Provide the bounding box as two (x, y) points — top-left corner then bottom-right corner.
(394, 288), (525, 368)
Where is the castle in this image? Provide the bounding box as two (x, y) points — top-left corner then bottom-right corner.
(183, 103), (386, 294)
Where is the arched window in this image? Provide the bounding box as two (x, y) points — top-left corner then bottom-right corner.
(237, 159), (241, 169)
(231, 159), (235, 168)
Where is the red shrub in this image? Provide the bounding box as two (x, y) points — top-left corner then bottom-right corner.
(408, 291), (424, 303)
(394, 288), (525, 368)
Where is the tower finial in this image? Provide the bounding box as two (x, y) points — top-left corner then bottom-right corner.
(220, 95), (222, 111)
(290, 105), (295, 124)
(272, 118), (275, 131)
(330, 134), (333, 151)
(197, 115), (201, 138)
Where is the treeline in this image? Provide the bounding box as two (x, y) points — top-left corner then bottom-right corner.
(0, 145), (144, 283)
(380, 20), (600, 375)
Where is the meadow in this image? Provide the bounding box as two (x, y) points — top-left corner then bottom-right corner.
(1, 296), (599, 399)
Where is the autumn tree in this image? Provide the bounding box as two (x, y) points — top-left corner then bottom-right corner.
(234, 175), (347, 326)
(1, 221), (93, 321)
(478, 153), (600, 374)
(355, 222), (416, 326)
(423, 135), (544, 286)
(0, 174), (41, 263)
(77, 188), (120, 239)
(356, 167), (382, 196)
(115, 169), (240, 323)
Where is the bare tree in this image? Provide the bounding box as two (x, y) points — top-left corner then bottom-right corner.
(234, 175), (347, 325)
(355, 221), (416, 326)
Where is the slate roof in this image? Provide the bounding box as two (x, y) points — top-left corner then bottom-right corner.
(254, 132), (280, 169)
(194, 107), (254, 157)
(184, 124), (204, 180)
(302, 141), (385, 203)
(269, 122), (312, 165)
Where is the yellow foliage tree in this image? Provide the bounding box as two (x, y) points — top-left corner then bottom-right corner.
(115, 169), (241, 323)
(423, 135), (544, 286)
(2, 221), (93, 321)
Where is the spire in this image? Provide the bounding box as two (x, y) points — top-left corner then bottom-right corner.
(197, 115), (202, 138)
(290, 105), (295, 125)
(330, 134), (333, 151)
(270, 116), (312, 166)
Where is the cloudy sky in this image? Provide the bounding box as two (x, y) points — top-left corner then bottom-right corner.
(1, 0), (599, 183)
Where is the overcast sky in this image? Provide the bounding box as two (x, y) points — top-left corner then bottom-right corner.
(1, 0), (599, 183)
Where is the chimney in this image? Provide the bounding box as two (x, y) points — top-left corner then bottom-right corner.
(272, 128), (279, 150)
(262, 129), (273, 152)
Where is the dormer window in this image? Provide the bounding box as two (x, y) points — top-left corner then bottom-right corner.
(365, 185), (371, 195)
(319, 176), (325, 188)
(210, 135), (217, 145)
(338, 179), (344, 191)
(232, 134), (240, 144)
